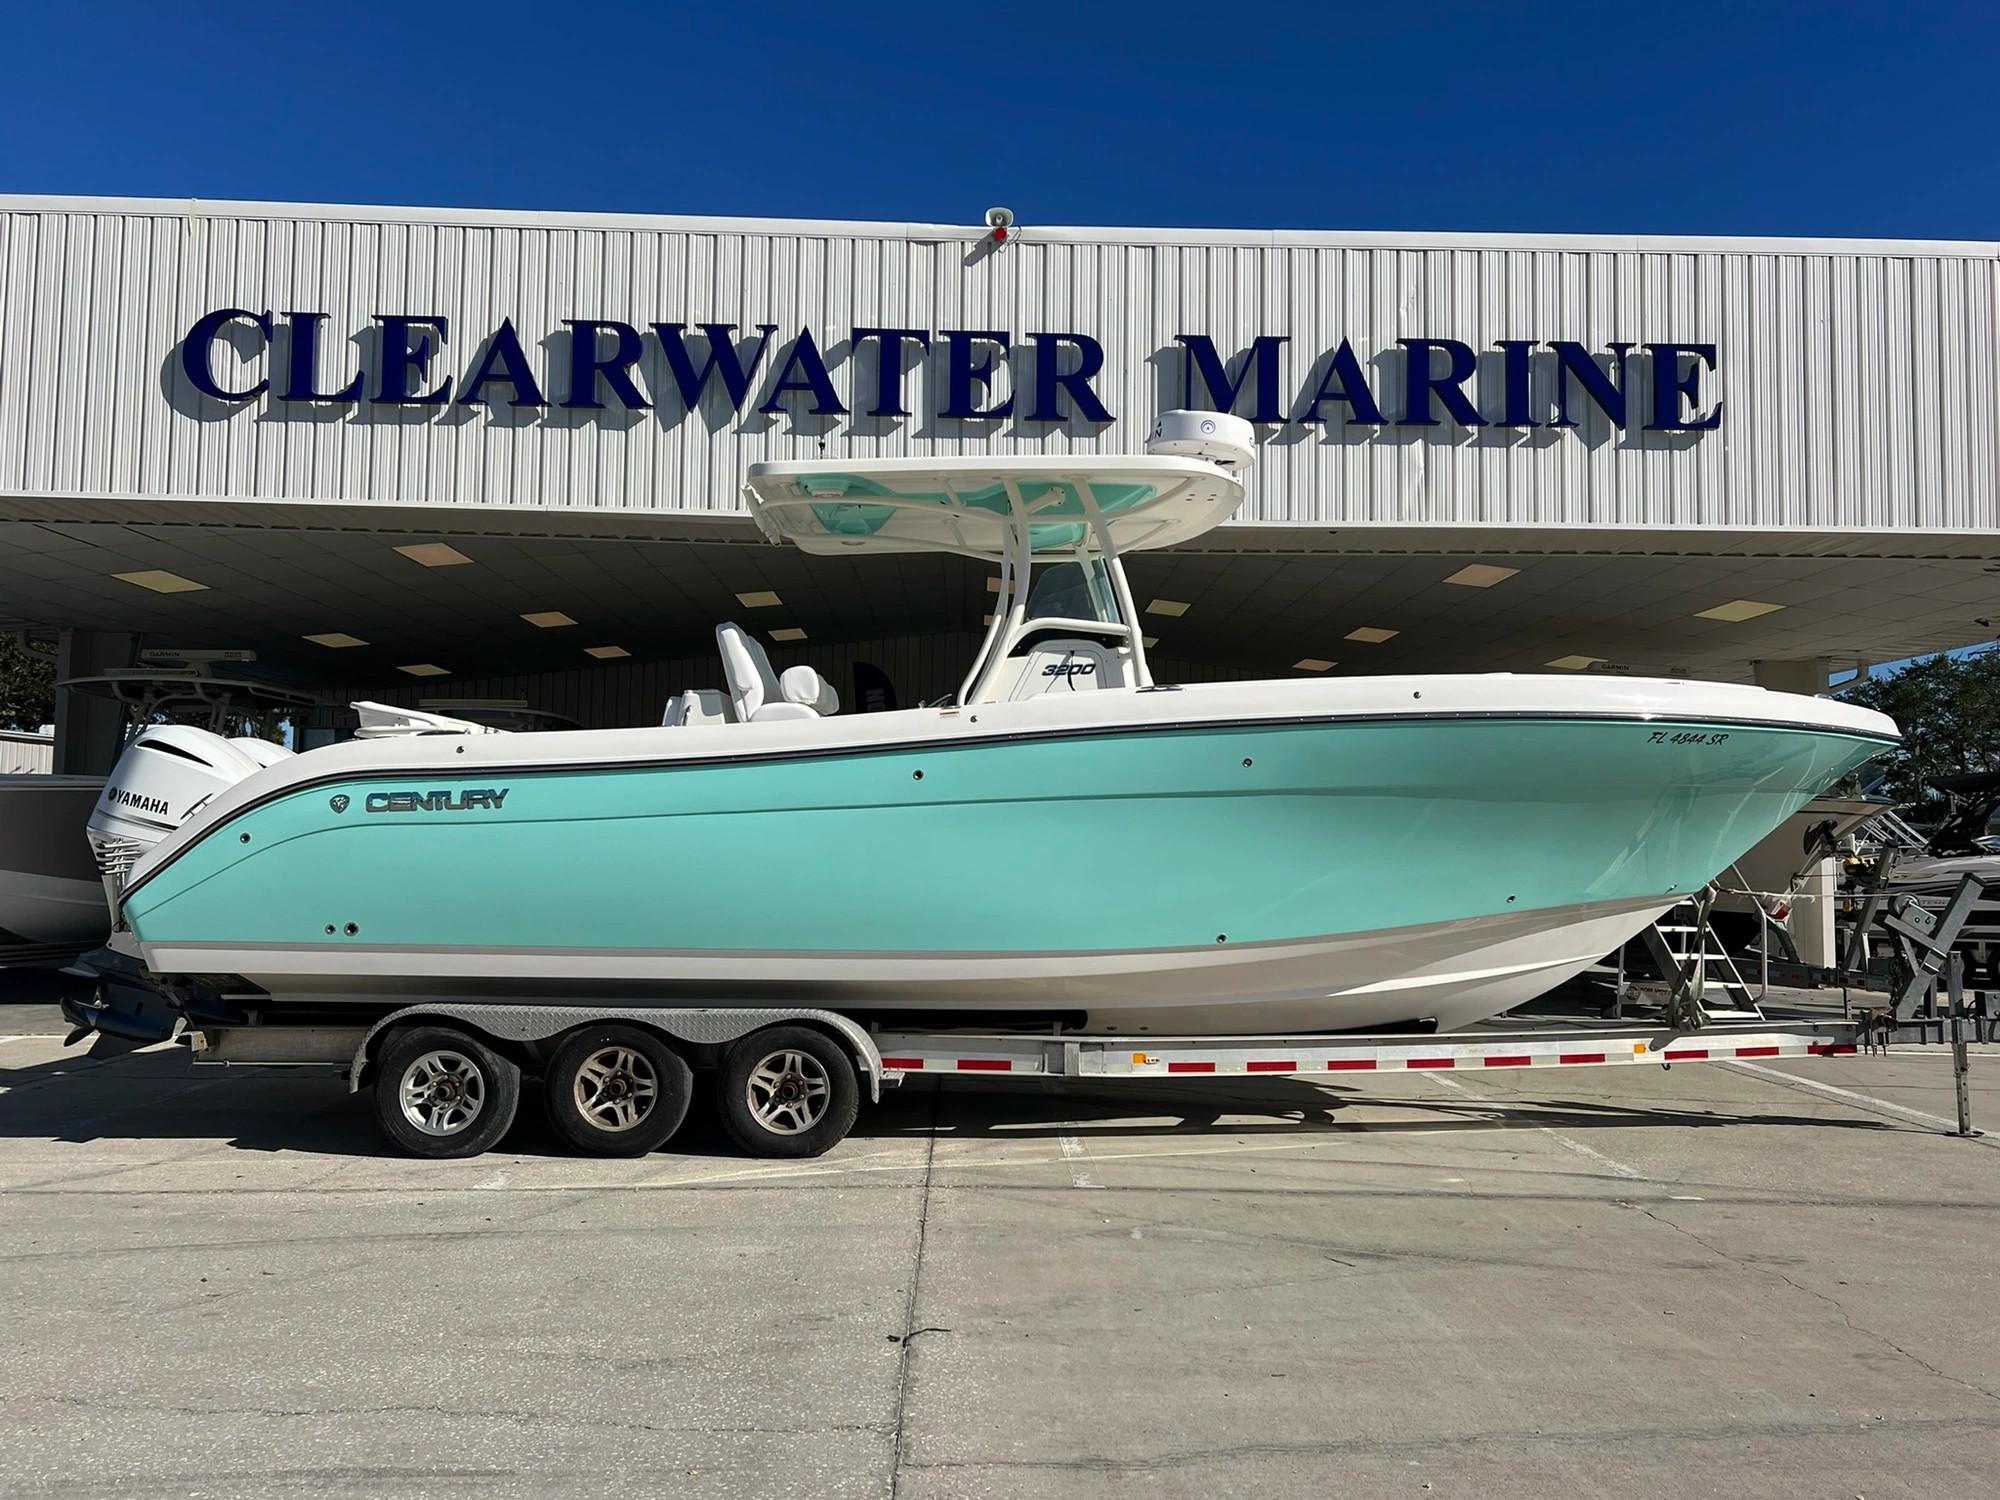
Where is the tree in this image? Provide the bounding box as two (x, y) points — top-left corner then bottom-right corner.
(0, 634), (56, 731)
(1841, 648), (2000, 807)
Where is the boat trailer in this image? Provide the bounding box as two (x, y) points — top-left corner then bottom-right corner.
(166, 998), (1976, 1158)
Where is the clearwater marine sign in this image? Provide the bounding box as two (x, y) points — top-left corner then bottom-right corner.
(180, 310), (1723, 434)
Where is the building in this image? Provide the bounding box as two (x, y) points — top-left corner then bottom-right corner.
(3, 194), (1995, 770)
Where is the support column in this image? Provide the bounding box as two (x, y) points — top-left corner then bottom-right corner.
(1789, 857), (1839, 971)
(52, 629), (137, 775)
(1752, 659), (1838, 968)
(1752, 657), (1831, 695)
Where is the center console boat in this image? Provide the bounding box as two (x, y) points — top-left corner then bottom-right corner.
(73, 413), (1896, 1040)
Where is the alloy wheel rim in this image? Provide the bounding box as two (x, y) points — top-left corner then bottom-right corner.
(571, 1045), (660, 1133)
(745, 1050), (831, 1135)
(398, 1050), (487, 1136)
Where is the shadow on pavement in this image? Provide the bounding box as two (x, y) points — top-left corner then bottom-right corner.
(848, 1074), (1890, 1142)
(1, 1031), (1893, 1165)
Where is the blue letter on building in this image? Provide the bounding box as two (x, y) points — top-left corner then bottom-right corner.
(181, 308), (272, 401)
(942, 331), (1014, 419)
(1028, 332), (1113, 423)
(850, 327), (932, 418)
(1548, 341), (1632, 429)
(562, 320), (651, 409)
(1645, 343), (1722, 430)
(1295, 339), (1384, 426)
(372, 315), (452, 405)
(1397, 339), (1483, 427)
(457, 319), (547, 407)
(758, 327), (848, 415)
(280, 312), (364, 403)
(653, 323), (777, 413)
(1176, 334), (1289, 424)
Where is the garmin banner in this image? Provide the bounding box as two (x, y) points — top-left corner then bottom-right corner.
(177, 311), (1723, 434)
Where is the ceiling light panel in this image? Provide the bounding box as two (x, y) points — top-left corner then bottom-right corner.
(393, 543), (474, 568)
(303, 632), (367, 648)
(1443, 564), (1520, 589)
(1694, 599), (1785, 622)
(111, 569), (207, 594)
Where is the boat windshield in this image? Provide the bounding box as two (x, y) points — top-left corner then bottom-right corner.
(1023, 559), (1121, 625)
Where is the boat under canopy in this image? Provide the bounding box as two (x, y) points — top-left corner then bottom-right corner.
(74, 412), (1901, 1037)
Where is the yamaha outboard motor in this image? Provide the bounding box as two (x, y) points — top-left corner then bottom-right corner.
(86, 725), (293, 908)
(67, 726), (293, 1045)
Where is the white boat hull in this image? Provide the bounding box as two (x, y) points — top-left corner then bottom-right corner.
(0, 776), (111, 948)
(153, 894), (1674, 1034)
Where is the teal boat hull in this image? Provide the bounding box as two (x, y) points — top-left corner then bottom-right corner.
(114, 710), (1888, 1032)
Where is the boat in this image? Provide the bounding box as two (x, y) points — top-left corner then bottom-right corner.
(1851, 773), (2000, 985)
(3, 720), (107, 962)
(1, 670), (311, 966)
(73, 412), (1898, 1037)
(1706, 793), (1892, 951)
(0, 766), (112, 959)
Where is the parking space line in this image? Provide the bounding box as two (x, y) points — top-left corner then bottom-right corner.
(1725, 1058), (1978, 1135)
(1430, 1071), (1647, 1180)
(1058, 1132), (1104, 1189)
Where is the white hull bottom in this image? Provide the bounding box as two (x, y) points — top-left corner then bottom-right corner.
(0, 867), (112, 947)
(149, 896), (1674, 1034)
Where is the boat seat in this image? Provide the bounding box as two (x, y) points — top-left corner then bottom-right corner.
(715, 622), (841, 722)
(662, 688), (728, 727)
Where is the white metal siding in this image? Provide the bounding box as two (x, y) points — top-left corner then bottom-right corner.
(1, 199), (1995, 533)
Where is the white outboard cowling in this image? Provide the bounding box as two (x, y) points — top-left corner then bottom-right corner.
(86, 725), (295, 901)
(1144, 409), (1257, 472)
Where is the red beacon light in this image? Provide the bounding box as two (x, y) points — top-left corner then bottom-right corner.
(984, 206), (1016, 245)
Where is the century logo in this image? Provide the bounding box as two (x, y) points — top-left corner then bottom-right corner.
(364, 788), (511, 814)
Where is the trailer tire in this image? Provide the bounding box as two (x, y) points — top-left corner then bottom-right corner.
(374, 1025), (521, 1159)
(716, 1026), (859, 1159)
(544, 1024), (693, 1156)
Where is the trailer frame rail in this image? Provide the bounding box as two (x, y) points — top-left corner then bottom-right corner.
(871, 1021), (1861, 1082)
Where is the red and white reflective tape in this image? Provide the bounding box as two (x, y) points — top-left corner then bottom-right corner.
(874, 1036), (1857, 1078)
(879, 1055), (1019, 1072)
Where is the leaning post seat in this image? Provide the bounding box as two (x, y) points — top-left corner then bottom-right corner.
(714, 622), (841, 723)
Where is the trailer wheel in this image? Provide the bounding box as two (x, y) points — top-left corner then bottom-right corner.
(374, 1025), (521, 1159)
(716, 1026), (859, 1159)
(544, 1024), (693, 1156)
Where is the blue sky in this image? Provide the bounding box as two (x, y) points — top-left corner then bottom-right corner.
(3, 2), (1993, 237)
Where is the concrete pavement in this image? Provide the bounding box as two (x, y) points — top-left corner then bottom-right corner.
(1, 1006), (1996, 1498)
